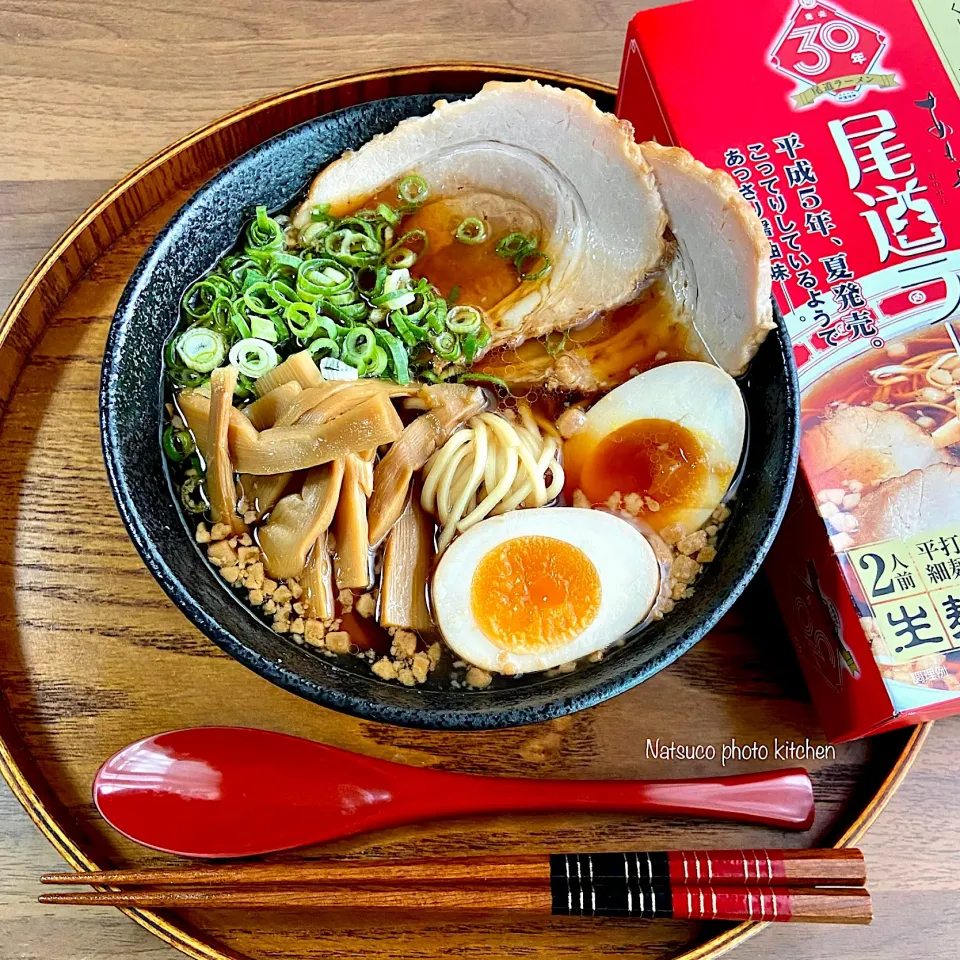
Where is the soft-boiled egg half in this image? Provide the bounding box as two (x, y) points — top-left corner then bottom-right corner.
(431, 508), (660, 674)
(563, 361), (745, 535)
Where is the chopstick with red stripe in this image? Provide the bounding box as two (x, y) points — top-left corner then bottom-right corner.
(39, 849), (871, 924)
(41, 848), (866, 888)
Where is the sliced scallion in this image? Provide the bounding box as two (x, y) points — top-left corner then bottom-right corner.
(162, 423), (196, 462)
(342, 326), (377, 366)
(446, 305), (484, 335)
(496, 232), (537, 259)
(176, 327), (226, 373)
(228, 339), (279, 379)
(180, 475), (207, 514)
(398, 174), (429, 205)
(455, 217), (487, 244)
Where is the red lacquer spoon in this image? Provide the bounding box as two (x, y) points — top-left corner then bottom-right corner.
(93, 727), (815, 858)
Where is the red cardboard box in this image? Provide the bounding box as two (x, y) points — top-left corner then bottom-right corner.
(617, 0), (960, 741)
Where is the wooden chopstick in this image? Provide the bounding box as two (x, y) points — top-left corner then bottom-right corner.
(38, 882), (872, 923)
(40, 848), (866, 889)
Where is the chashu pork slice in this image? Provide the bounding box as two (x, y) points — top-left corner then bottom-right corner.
(851, 463), (960, 546)
(640, 143), (775, 377)
(293, 80), (666, 352)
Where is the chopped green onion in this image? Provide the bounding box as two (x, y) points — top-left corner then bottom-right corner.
(446, 285), (461, 306)
(250, 313), (278, 343)
(384, 246), (416, 269)
(246, 206), (285, 255)
(359, 345), (389, 378)
(398, 174), (429, 205)
(375, 329), (410, 385)
(429, 330), (461, 362)
(300, 220), (334, 247)
(307, 337), (340, 360)
(342, 326), (377, 366)
(544, 329), (568, 357)
(162, 423), (195, 462)
(455, 217), (488, 244)
(377, 203), (401, 225)
(180, 476), (207, 514)
(457, 372), (509, 392)
(517, 249), (552, 281)
(229, 308), (252, 340)
(496, 232), (537, 259)
(446, 305), (484, 335)
(176, 327), (226, 373)
(228, 338), (279, 379)
(323, 227), (381, 267)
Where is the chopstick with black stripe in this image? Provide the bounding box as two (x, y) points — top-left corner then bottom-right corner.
(40, 849), (871, 924)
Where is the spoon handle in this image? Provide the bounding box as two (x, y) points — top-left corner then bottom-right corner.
(413, 767), (814, 831)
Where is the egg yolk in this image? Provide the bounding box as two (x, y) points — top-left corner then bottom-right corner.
(567, 418), (708, 515)
(469, 535), (602, 653)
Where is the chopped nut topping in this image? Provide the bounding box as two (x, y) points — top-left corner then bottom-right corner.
(372, 657), (397, 680)
(248, 589), (264, 606)
(391, 630), (417, 659)
(677, 530), (708, 556)
(304, 620), (326, 646)
(326, 631), (351, 654)
(556, 406), (587, 439)
(243, 562), (265, 590)
(711, 504), (732, 523)
(237, 546), (260, 567)
(465, 667), (492, 689)
(195, 522), (212, 544)
(289, 617), (305, 635)
(672, 555), (701, 583)
(220, 565), (242, 584)
(411, 652), (431, 683)
(696, 545), (717, 563)
(207, 541), (238, 567)
(210, 523), (233, 542)
(262, 599), (277, 615)
(572, 489), (590, 509)
(355, 593), (376, 619)
(272, 585), (293, 605)
(660, 522), (686, 546)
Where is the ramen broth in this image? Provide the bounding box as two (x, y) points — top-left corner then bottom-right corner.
(164, 175), (745, 689)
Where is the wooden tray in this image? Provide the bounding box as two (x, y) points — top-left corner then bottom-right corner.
(0, 64), (929, 960)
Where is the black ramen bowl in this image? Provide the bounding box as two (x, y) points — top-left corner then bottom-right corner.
(101, 87), (799, 730)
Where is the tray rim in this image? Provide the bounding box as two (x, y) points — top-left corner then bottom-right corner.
(0, 61), (933, 960)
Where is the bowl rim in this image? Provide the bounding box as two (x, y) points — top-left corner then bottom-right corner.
(101, 82), (800, 731)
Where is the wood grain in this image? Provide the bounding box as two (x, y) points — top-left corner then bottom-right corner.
(0, 3), (958, 960)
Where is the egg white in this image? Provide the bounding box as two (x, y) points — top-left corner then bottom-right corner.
(431, 508), (660, 674)
(577, 360), (745, 533)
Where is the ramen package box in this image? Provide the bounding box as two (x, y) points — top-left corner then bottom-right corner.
(618, 0), (960, 740)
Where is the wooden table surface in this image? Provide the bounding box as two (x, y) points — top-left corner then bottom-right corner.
(1, 1), (959, 958)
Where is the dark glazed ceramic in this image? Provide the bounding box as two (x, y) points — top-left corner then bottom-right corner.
(101, 86), (799, 730)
